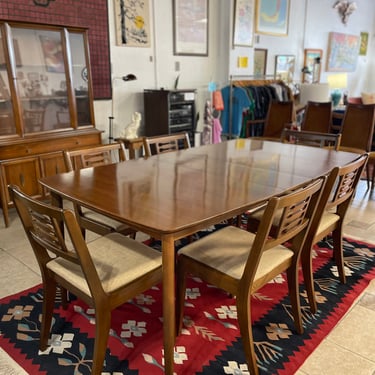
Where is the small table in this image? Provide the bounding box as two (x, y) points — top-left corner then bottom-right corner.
(115, 137), (144, 159)
(39, 139), (360, 375)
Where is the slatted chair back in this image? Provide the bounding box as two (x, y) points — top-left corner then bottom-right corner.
(143, 132), (191, 157)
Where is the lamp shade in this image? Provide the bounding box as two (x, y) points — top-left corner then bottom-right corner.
(327, 73), (347, 89)
(299, 83), (330, 106)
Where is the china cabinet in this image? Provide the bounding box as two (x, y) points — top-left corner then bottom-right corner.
(0, 20), (102, 227)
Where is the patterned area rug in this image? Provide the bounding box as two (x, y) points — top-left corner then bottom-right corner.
(0, 229), (374, 375)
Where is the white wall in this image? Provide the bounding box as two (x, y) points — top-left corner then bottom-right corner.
(94, 0), (375, 140)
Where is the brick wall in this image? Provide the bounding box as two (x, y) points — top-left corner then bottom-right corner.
(0, 0), (111, 99)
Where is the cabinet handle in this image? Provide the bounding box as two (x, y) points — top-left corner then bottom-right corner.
(19, 173), (25, 187)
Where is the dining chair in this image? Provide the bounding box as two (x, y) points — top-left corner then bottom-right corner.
(338, 103), (375, 153)
(300, 153), (369, 313)
(247, 154), (368, 313)
(9, 184), (163, 375)
(338, 103), (375, 189)
(280, 129), (341, 150)
(63, 142), (137, 239)
(246, 100), (295, 139)
(176, 177), (325, 375)
(301, 101), (332, 133)
(142, 132), (191, 157)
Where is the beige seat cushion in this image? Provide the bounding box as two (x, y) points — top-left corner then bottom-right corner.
(317, 211), (340, 233)
(81, 208), (129, 231)
(178, 226), (294, 288)
(47, 233), (162, 296)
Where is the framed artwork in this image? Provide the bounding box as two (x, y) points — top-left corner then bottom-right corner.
(114, 0), (151, 47)
(326, 32), (360, 72)
(233, 0), (255, 47)
(173, 0), (208, 56)
(359, 32), (369, 56)
(255, 0), (290, 36)
(303, 49), (323, 83)
(39, 36), (64, 73)
(254, 48), (267, 77)
(275, 55), (295, 83)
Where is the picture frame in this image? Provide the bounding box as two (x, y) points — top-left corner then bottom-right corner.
(114, 0), (151, 47)
(255, 0), (290, 36)
(39, 36), (64, 73)
(303, 49), (323, 83)
(275, 55), (295, 83)
(254, 48), (267, 77)
(326, 32), (360, 72)
(359, 32), (369, 56)
(173, 0), (208, 56)
(233, 0), (255, 47)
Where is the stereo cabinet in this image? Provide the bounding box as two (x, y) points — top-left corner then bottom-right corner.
(0, 20), (102, 227)
(143, 89), (196, 146)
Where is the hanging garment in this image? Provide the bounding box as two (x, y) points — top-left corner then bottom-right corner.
(221, 86), (251, 137)
(212, 117), (222, 144)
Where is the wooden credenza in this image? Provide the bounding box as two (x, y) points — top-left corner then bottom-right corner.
(0, 20), (102, 227)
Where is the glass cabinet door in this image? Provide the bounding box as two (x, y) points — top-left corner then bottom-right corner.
(0, 37), (16, 136)
(69, 32), (92, 126)
(11, 27), (70, 134)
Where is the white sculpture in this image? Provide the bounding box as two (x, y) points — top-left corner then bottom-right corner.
(120, 111), (141, 139)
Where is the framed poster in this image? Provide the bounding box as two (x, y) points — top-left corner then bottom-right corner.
(173, 0), (208, 56)
(233, 0), (255, 47)
(255, 0), (290, 36)
(275, 55), (295, 83)
(303, 49), (323, 83)
(114, 0), (151, 47)
(254, 48), (267, 77)
(39, 36), (64, 73)
(326, 32), (360, 72)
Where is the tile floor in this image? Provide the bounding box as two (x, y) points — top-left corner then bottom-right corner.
(0, 180), (375, 374)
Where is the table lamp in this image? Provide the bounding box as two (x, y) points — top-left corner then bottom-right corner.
(108, 73), (137, 143)
(327, 73), (347, 107)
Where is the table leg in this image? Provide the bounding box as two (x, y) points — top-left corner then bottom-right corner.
(162, 235), (176, 375)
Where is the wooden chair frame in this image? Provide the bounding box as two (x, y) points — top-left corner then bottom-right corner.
(301, 101), (332, 133)
(280, 129), (341, 150)
(176, 177), (325, 375)
(63, 142), (136, 238)
(9, 184), (162, 375)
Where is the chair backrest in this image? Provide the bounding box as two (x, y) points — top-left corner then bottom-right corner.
(280, 129), (341, 150)
(8, 185), (102, 296)
(340, 103), (375, 152)
(241, 176), (325, 285)
(263, 101), (294, 139)
(64, 142), (127, 171)
(301, 101), (332, 133)
(143, 132), (191, 157)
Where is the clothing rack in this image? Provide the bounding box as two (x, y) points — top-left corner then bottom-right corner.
(226, 75), (292, 139)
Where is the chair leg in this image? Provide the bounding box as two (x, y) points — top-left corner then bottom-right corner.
(301, 244), (317, 314)
(40, 279), (58, 350)
(287, 265), (303, 334)
(236, 295), (259, 375)
(176, 257), (188, 335)
(331, 227), (346, 283)
(91, 308), (111, 375)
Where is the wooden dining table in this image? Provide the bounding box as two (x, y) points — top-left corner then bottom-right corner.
(39, 138), (360, 374)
